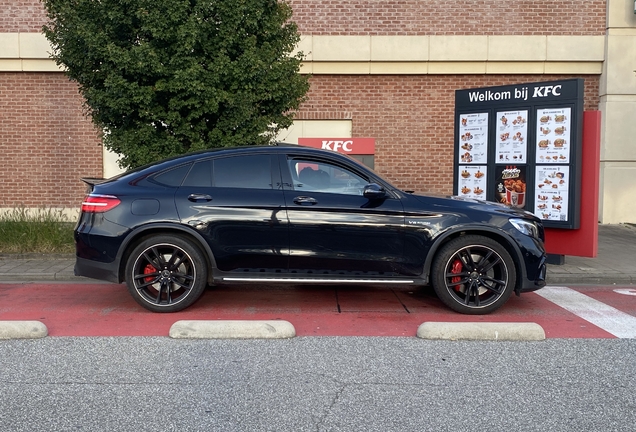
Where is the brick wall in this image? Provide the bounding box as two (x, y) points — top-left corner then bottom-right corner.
(297, 75), (600, 194)
(3, 0), (607, 35)
(289, 0), (607, 35)
(0, 73), (102, 208)
(0, 0), (47, 32)
(0, 0), (604, 204)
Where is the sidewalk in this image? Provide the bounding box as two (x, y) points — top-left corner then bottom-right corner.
(544, 223), (636, 285)
(0, 224), (635, 285)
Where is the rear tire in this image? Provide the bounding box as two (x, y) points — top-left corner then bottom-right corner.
(431, 235), (516, 315)
(125, 235), (208, 312)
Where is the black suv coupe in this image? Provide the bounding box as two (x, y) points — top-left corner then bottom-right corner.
(75, 144), (547, 314)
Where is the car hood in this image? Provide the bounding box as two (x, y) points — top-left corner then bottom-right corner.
(407, 191), (540, 221)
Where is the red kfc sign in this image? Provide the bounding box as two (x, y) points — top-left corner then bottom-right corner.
(298, 138), (375, 155)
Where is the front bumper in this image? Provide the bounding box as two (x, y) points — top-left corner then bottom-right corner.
(519, 254), (547, 293)
(510, 229), (547, 293)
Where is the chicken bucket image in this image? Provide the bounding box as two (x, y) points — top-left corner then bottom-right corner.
(496, 166), (527, 209)
(505, 184), (526, 208)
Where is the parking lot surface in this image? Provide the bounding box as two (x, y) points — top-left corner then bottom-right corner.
(1, 282), (634, 338)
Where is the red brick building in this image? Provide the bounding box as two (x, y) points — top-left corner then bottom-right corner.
(1, 0), (634, 222)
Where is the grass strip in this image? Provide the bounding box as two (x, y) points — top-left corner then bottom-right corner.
(0, 208), (75, 254)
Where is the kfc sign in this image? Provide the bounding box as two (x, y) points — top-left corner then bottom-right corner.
(322, 140), (353, 152)
(298, 138), (375, 155)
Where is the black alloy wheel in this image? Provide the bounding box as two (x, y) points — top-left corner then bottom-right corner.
(125, 235), (208, 312)
(431, 235), (516, 315)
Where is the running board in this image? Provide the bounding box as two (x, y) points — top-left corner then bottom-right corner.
(222, 277), (415, 284)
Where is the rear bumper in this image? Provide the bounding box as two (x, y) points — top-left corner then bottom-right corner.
(74, 256), (120, 284)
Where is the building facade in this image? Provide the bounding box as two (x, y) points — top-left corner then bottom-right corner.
(1, 0), (635, 223)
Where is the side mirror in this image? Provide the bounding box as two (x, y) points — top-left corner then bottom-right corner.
(363, 183), (386, 200)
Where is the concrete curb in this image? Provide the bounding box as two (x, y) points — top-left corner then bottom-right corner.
(0, 273), (77, 282)
(546, 274), (635, 285)
(0, 321), (48, 339)
(169, 320), (296, 339)
(416, 322), (546, 341)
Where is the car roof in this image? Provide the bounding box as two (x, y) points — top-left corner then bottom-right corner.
(105, 143), (357, 183)
(159, 143), (348, 164)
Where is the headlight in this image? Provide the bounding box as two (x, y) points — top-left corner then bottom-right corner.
(509, 218), (539, 238)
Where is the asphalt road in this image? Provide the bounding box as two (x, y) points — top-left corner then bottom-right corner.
(0, 337), (634, 431)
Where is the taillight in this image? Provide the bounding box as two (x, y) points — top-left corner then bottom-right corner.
(81, 194), (121, 213)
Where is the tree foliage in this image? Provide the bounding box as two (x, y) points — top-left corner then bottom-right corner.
(42, 0), (309, 169)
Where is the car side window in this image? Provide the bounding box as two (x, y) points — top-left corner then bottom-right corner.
(181, 155), (274, 189)
(183, 155), (272, 189)
(182, 160), (212, 187)
(289, 159), (367, 195)
(213, 155), (273, 189)
(151, 163), (192, 187)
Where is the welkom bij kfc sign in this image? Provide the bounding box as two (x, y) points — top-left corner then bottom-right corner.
(465, 82), (568, 103)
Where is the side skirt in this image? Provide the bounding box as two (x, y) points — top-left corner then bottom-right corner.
(221, 277), (416, 284)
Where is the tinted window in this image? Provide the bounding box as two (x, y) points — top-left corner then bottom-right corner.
(289, 159), (367, 195)
(151, 163), (191, 187)
(182, 160), (212, 187)
(213, 155), (273, 189)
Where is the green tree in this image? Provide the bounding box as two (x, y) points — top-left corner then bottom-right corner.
(42, 0), (309, 169)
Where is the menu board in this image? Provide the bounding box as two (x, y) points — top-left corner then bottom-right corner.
(454, 79), (583, 229)
(535, 165), (570, 222)
(494, 165), (528, 209)
(496, 110), (528, 164)
(535, 107), (571, 164)
(458, 113), (488, 164)
(457, 165), (487, 200)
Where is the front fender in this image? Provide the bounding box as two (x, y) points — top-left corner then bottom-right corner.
(421, 225), (526, 285)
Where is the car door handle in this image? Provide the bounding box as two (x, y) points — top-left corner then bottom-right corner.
(188, 194), (213, 202)
(293, 196), (317, 205)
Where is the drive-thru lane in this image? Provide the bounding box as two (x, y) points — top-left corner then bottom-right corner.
(1, 282), (635, 338)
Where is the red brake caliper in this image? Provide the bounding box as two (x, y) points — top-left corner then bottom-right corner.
(143, 264), (155, 284)
(450, 259), (463, 290)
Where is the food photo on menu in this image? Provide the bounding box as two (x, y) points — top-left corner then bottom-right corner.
(496, 110), (528, 164)
(459, 127), (487, 164)
(458, 112), (488, 165)
(494, 165), (527, 209)
(535, 107), (571, 164)
(458, 165), (487, 200)
(534, 166), (570, 222)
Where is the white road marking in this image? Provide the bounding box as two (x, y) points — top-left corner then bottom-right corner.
(614, 289), (636, 296)
(536, 286), (636, 339)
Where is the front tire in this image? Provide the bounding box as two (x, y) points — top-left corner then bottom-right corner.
(125, 235), (208, 312)
(431, 235), (517, 315)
